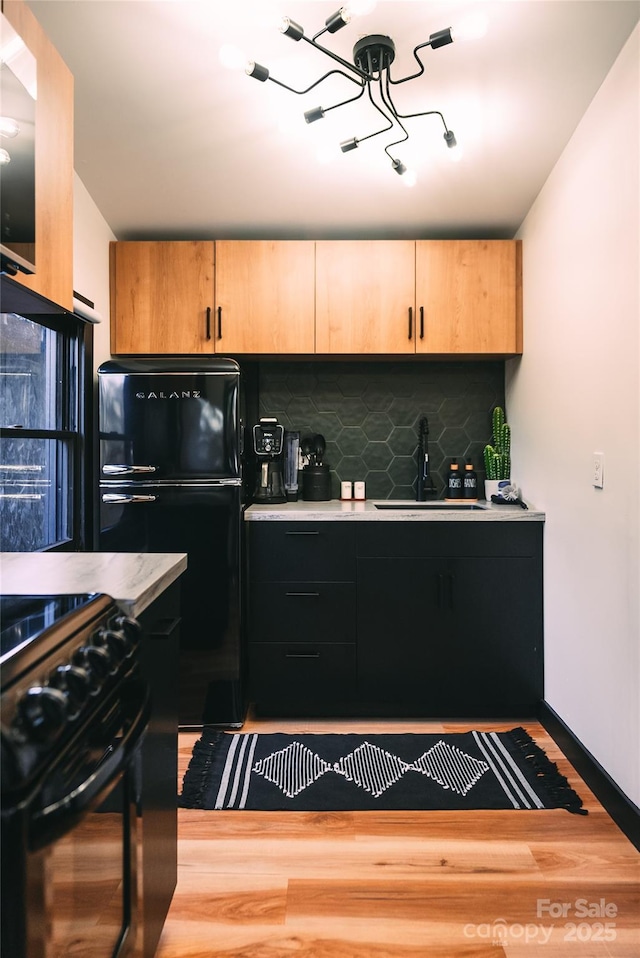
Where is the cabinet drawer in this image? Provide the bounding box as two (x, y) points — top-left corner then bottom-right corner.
(249, 643), (356, 702)
(248, 522), (356, 580)
(356, 521), (541, 558)
(250, 582), (356, 644)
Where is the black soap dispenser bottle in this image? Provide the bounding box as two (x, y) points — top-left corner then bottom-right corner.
(463, 458), (478, 501)
(445, 458), (463, 500)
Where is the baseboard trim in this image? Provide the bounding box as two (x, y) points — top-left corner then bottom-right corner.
(538, 701), (640, 850)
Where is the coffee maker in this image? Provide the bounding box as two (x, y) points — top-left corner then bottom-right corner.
(252, 417), (286, 503)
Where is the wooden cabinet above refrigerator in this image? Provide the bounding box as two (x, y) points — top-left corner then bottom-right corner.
(110, 238), (522, 358)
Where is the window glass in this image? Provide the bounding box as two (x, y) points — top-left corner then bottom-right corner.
(0, 311), (81, 552)
(0, 313), (61, 430)
(0, 437), (71, 550)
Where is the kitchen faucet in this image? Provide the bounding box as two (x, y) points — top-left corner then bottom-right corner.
(416, 416), (436, 501)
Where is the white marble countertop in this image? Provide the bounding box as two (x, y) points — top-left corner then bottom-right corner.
(0, 552), (187, 617)
(244, 499), (544, 521)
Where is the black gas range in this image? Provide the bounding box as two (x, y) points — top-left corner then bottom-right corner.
(1, 592), (149, 958)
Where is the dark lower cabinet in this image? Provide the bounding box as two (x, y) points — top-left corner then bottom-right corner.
(246, 520), (543, 718)
(137, 582), (181, 958)
(357, 555), (542, 715)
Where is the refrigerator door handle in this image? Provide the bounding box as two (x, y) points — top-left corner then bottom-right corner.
(102, 493), (158, 504)
(103, 464), (158, 476)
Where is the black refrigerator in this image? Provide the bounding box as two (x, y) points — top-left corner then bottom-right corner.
(98, 357), (247, 727)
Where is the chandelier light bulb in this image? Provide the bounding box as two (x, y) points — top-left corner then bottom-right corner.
(343, 0), (377, 17)
(0, 148), (11, 164)
(219, 44), (248, 71)
(0, 116), (20, 138)
(452, 13), (489, 42)
(402, 168), (417, 187)
(245, 61), (270, 82)
(325, 7), (352, 33)
(280, 17), (304, 41)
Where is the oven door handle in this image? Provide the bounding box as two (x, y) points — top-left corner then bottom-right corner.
(29, 686), (150, 851)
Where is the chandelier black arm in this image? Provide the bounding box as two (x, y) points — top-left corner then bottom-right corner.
(387, 40), (431, 86)
(379, 76), (410, 160)
(269, 66), (364, 96)
(323, 82), (367, 115)
(384, 73), (451, 133)
(354, 80), (395, 144)
(300, 33), (370, 81)
(391, 106), (451, 133)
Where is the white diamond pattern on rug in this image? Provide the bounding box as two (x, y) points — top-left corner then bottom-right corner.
(410, 740), (490, 796)
(333, 741), (410, 798)
(251, 739), (489, 800)
(252, 741), (332, 798)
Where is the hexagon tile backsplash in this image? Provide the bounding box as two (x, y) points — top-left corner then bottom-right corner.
(257, 361), (505, 500)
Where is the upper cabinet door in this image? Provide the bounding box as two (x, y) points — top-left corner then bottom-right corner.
(110, 241), (215, 355)
(315, 241), (416, 354)
(214, 241), (315, 353)
(416, 240), (522, 355)
(3, 1), (74, 310)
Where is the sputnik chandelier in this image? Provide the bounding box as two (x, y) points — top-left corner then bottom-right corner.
(244, 2), (482, 183)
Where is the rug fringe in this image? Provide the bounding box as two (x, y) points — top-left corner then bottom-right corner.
(508, 727), (587, 815)
(178, 729), (227, 809)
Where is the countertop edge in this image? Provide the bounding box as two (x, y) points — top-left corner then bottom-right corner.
(0, 552), (188, 618)
(244, 500), (545, 521)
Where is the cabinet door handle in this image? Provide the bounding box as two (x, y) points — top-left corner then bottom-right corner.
(217, 306), (222, 339)
(206, 306), (212, 340)
(436, 573), (445, 608)
(285, 652), (320, 659)
(285, 592), (320, 597)
(285, 531), (320, 536)
(436, 573), (454, 609)
(146, 617), (181, 640)
(419, 305), (424, 340)
(408, 306), (413, 340)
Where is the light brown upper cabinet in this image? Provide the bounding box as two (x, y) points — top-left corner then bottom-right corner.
(110, 242), (215, 354)
(3, 0), (74, 310)
(214, 241), (315, 353)
(415, 240), (522, 355)
(315, 241), (416, 354)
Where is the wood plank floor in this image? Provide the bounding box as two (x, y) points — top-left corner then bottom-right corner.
(155, 716), (639, 957)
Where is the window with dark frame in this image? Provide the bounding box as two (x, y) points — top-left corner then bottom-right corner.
(0, 309), (92, 552)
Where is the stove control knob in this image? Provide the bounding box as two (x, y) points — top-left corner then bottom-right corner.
(72, 645), (111, 690)
(111, 614), (142, 654)
(94, 627), (132, 664)
(17, 686), (68, 742)
(48, 664), (92, 719)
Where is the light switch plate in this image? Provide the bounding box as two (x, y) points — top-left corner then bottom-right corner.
(593, 452), (604, 488)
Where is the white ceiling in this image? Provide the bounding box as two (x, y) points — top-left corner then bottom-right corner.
(27, 0), (640, 240)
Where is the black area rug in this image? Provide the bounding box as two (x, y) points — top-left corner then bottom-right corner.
(179, 727), (586, 814)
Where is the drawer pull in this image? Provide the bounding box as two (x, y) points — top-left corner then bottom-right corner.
(285, 592), (320, 597)
(285, 531), (320, 536)
(285, 652), (320, 659)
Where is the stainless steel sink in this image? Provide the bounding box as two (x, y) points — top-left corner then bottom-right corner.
(373, 501), (488, 511)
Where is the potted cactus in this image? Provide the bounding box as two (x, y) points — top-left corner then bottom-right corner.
(483, 406), (514, 500)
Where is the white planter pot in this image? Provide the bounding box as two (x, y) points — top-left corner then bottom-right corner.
(484, 479), (514, 501)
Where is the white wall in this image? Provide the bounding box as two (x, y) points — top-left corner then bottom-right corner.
(507, 26), (639, 806)
(73, 172), (115, 374)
